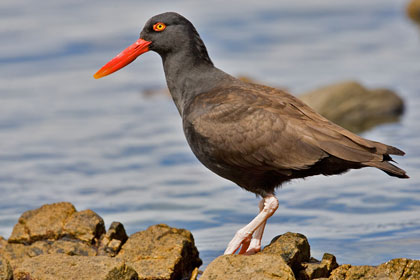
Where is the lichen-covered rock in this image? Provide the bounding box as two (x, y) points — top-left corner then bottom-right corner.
(8, 202), (76, 244)
(0, 255), (13, 280)
(13, 254), (138, 280)
(117, 224), (202, 280)
(329, 258), (420, 280)
(200, 254), (295, 280)
(298, 253), (338, 280)
(63, 209), (106, 243)
(262, 232), (310, 273)
(299, 81), (404, 133)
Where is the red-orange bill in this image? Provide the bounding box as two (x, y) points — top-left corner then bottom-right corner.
(94, 38), (152, 79)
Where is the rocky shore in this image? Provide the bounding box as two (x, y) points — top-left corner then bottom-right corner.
(0, 202), (419, 280)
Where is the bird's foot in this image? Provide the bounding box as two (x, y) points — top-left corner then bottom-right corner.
(224, 229), (253, 255)
(223, 195), (278, 255)
(224, 229), (262, 255)
(243, 238), (262, 255)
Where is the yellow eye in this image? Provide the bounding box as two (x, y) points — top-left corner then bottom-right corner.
(153, 22), (166, 32)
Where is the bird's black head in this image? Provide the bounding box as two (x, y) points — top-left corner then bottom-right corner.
(94, 12), (212, 79)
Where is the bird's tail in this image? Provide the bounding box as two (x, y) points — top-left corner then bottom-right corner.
(364, 156), (409, 179)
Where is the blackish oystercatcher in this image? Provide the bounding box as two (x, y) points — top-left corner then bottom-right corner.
(94, 12), (408, 255)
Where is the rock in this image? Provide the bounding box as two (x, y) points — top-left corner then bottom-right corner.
(107, 222), (128, 243)
(262, 232), (310, 273)
(98, 222), (128, 257)
(8, 203), (107, 246)
(0, 237), (6, 253)
(117, 224), (202, 280)
(299, 81), (404, 133)
(63, 209), (106, 244)
(329, 258), (420, 280)
(49, 239), (98, 256)
(0, 255), (13, 280)
(200, 254), (295, 280)
(1, 203), (202, 279)
(0, 239), (98, 268)
(201, 232), (313, 280)
(13, 254), (138, 280)
(8, 202), (76, 244)
(298, 253), (338, 280)
(407, 0), (420, 25)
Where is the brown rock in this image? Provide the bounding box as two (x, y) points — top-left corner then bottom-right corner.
(49, 239), (97, 256)
(200, 254), (295, 280)
(8, 202), (76, 244)
(299, 81), (404, 133)
(329, 258), (420, 280)
(262, 232), (310, 273)
(407, 0), (420, 25)
(98, 222), (128, 257)
(63, 209), (106, 243)
(0, 239), (97, 268)
(0, 237), (7, 256)
(107, 222), (128, 243)
(0, 255), (13, 280)
(299, 253), (338, 280)
(117, 224), (202, 280)
(13, 254), (138, 280)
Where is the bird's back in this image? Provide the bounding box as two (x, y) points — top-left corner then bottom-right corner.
(182, 81), (407, 196)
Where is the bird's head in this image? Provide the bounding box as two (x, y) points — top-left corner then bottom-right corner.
(94, 12), (211, 79)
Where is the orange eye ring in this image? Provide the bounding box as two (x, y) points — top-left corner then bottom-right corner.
(153, 22), (166, 32)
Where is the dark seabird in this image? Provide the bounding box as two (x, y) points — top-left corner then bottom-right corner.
(94, 12), (408, 255)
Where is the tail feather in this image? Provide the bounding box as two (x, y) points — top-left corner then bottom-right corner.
(386, 145), (405, 156)
(364, 160), (409, 178)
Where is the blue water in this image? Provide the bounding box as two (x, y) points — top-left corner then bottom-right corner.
(1, 0), (419, 267)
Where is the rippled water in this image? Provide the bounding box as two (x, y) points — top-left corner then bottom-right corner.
(1, 0), (419, 267)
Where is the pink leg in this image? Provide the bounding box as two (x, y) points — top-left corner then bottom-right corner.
(238, 198), (265, 254)
(224, 194), (279, 255)
(243, 199), (267, 254)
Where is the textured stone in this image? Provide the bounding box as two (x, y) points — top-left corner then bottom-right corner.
(117, 224), (202, 280)
(49, 239), (97, 256)
(63, 209), (106, 243)
(8, 202), (76, 244)
(13, 254), (138, 280)
(0, 239), (97, 268)
(200, 254), (295, 280)
(0, 255), (12, 280)
(98, 222), (128, 257)
(262, 232), (310, 273)
(107, 222), (128, 243)
(329, 258), (420, 280)
(299, 81), (404, 133)
(298, 253), (338, 280)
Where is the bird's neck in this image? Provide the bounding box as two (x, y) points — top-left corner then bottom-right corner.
(161, 50), (232, 116)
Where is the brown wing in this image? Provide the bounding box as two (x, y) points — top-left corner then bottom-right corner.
(184, 83), (407, 178)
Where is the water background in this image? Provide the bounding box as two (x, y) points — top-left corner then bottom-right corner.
(1, 0), (419, 267)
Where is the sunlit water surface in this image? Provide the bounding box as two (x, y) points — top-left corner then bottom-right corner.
(0, 0), (419, 267)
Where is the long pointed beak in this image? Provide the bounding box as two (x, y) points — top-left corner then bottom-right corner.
(94, 38), (152, 79)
